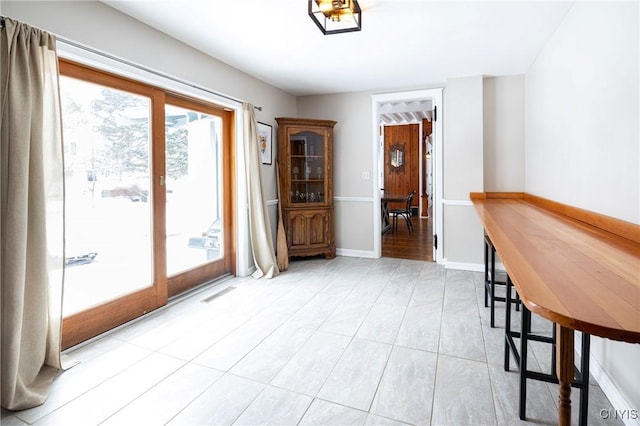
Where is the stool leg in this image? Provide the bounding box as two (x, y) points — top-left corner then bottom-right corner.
(579, 333), (591, 426)
(490, 247), (496, 327)
(519, 305), (530, 421)
(551, 325), (557, 378)
(504, 276), (513, 371)
(484, 240), (489, 308)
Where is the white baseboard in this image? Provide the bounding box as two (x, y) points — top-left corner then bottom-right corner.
(444, 261), (484, 272)
(336, 248), (378, 258)
(334, 196), (374, 203)
(443, 261), (507, 273)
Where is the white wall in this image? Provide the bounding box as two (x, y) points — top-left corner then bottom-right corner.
(443, 76), (485, 200)
(297, 92), (375, 254)
(526, 1), (639, 225)
(297, 78), (490, 265)
(3, 0), (298, 275)
(297, 93), (375, 199)
(442, 76), (484, 266)
(526, 1), (640, 414)
(483, 75), (526, 192)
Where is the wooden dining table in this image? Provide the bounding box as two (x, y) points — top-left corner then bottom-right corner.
(381, 193), (408, 234)
(471, 192), (640, 426)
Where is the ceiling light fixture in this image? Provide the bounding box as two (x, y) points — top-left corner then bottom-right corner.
(308, 0), (362, 35)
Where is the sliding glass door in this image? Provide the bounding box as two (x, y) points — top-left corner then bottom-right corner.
(59, 60), (235, 348)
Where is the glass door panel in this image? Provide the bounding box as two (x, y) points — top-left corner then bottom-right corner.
(289, 130), (325, 204)
(165, 104), (223, 276)
(60, 76), (153, 316)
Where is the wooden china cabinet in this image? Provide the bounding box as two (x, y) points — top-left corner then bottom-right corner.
(276, 117), (336, 259)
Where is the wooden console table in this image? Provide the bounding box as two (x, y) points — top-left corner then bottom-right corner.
(471, 192), (640, 426)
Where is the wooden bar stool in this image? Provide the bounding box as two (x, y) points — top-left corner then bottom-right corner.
(504, 276), (591, 426)
(484, 234), (517, 327)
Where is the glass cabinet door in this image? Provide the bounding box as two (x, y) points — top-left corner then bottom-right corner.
(289, 130), (326, 205)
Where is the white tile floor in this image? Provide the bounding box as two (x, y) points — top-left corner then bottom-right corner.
(2, 257), (622, 425)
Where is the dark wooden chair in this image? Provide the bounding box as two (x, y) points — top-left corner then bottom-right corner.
(391, 190), (415, 233)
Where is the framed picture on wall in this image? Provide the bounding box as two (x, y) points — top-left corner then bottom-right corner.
(258, 122), (273, 165)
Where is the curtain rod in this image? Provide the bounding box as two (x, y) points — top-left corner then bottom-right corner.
(0, 15), (262, 111)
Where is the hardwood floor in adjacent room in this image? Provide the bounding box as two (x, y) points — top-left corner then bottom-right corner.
(382, 215), (433, 261)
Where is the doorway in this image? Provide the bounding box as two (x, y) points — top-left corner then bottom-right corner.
(371, 89), (443, 263)
(380, 123), (430, 261)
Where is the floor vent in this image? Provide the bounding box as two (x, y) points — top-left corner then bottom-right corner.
(201, 286), (236, 303)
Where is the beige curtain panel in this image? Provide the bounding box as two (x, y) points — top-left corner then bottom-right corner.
(242, 103), (279, 279)
(1, 18), (65, 410)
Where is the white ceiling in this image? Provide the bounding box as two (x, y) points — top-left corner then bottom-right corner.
(102, 0), (574, 98)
